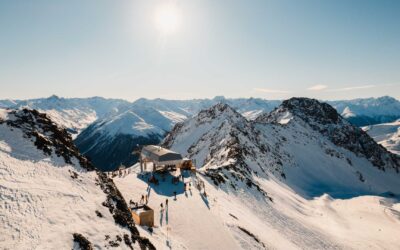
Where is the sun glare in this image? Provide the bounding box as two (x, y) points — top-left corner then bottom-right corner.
(154, 4), (181, 34)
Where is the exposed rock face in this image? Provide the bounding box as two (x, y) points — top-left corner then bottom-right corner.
(73, 233), (93, 250)
(5, 108), (94, 170)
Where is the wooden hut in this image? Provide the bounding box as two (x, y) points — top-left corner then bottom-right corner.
(131, 205), (154, 227)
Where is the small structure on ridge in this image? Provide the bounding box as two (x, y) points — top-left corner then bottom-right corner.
(130, 205), (154, 227)
(139, 145), (195, 172)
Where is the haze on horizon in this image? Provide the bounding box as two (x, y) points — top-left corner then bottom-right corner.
(1, 0), (399, 101)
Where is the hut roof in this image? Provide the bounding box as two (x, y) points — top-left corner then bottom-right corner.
(141, 145), (183, 163)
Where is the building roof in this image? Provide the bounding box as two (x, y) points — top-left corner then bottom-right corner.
(141, 145), (183, 163)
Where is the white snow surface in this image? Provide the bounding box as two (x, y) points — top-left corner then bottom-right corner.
(151, 102), (400, 248)
(363, 119), (400, 155)
(341, 106), (356, 118)
(0, 108), (9, 120)
(0, 122), (136, 249)
(92, 110), (165, 137)
(113, 163), (400, 250)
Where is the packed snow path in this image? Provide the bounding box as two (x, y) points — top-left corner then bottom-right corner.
(114, 165), (400, 250)
(114, 167), (239, 250)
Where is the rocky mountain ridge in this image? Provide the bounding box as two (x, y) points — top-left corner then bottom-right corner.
(0, 108), (155, 250)
(164, 98), (400, 198)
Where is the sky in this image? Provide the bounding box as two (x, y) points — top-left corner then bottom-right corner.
(0, 0), (399, 101)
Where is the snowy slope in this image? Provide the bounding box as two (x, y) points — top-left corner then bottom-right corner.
(0, 108), (154, 250)
(262, 98), (400, 197)
(363, 119), (400, 155)
(113, 159), (400, 249)
(139, 100), (400, 249)
(74, 106), (174, 171)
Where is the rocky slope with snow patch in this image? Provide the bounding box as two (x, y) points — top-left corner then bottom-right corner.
(261, 98), (400, 172)
(163, 103), (282, 200)
(0, 108), (154, 250)
(255, 98), (400, 197)
(75, 97), (281, 171)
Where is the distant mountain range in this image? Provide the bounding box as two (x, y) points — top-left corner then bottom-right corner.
(329, 96), (400, 126)
(363, 119), (400, 155)
(1, 95), (399, 170)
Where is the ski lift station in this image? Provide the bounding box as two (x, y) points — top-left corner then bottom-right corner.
(140, 145), (195, 172)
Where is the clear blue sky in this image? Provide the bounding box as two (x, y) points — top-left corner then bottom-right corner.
(0, 0), (399, 101)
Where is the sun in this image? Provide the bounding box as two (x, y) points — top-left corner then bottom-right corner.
(154, 4), (181, 34)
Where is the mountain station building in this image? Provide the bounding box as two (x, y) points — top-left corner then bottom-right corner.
(139, 145), (195, 172)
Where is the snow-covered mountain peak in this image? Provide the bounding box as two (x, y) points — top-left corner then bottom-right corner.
(281, 97), (341, 125)
(196, 102), (244, 122)
(164, 98), (400, 200)
(341, 106), (356, 118)
(256, 97), (343, 127)
(260, 98), (400, 173)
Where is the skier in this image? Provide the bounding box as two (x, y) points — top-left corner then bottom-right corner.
(166, 198), (169, 207)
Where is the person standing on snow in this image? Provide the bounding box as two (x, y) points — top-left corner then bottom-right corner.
(140, 194), (144, 204)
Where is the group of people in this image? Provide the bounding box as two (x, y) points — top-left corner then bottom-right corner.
(106, 168), (131, 178)
(160, 198), (169, 210)
(140, 194), (149, 204)
(129, 193), (149, 208)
